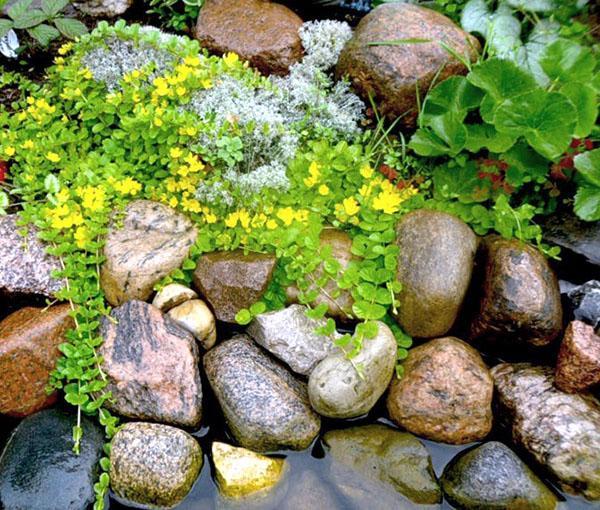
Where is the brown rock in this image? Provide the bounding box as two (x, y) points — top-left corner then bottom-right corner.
(100, 200), (197, 306)
(0, 304), (73, 417)
(555, 320), (600, 393)
(193, 250), (276, 323)
(336, 3), (479, 127)
(286, 227), (356, 321)
(387, 337), (493, 444)
(394, 210), (477, 338)
(99, 300), (203, 427)
(469, 236), (563, 349)
(195, 0), (304, 76)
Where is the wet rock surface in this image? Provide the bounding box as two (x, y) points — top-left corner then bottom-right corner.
(555, 320), (600, 393)
(566, 280), (600, 330)
(0, 304), (73, 417)
(492, 363), (600, 500)
(282, 470), (341, 510)
(387, 337), (493, 444)
(441, 441), (558, 510)
(152, 283), (198, 312)
(167, 299), (217, 350)
(99, 300), (203, 427)
(193, 249), (277, 323)
(394, 210), (477, 338)
(100, 200), (197, 306)
(73, 0), (132, 17)
(469, 236), (563, 349)
(0, 409), (104, 510)
(110, 422), (203, 509)
(204, 335), (320, 452)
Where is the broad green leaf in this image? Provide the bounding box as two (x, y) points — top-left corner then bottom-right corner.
(461, 0), (489, 35)
(409, 128), (454, 157)
(505, 0), (556, 12)
(503, 142), (549, 185)
(574, 184), (600, 221)
(467, 58), (537, 102)
(41, 0), (69, 16)
(559, 83), (597, 138)
(515, 19), (560, 86)
(44, 174), (60, 193)
(433, 162), (489, 203)
(422, 76), (484, 120)
(12, 9), (47, 29)
(464, 123), (517, 153)
(541, 39), (595, 84)
(427, 111), (468, 155)
(28, 23), (60, 46)
(574, 149), (600, 188)
(487, 4), (521, 58)
(54, 17), (88, 39)
(7, 0), (32, 21)
(0, 19), (13, 39)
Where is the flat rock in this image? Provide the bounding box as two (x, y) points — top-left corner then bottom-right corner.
(387, 337), (493, 444)
(492, 363), (600, 500)
(324, 424), (441, 505)
(336, 3), (479, 127)
(555, 320), (600, 393)
(0, 214), (63, 298)
(110, 422), (203, 509)
(394, 210), (477, 338)
(99, 300), (203, 428)
(469, 236), (563, 349)
(247, 304), (339, 375)
(566, 280), (600, 330)
(0, 409), (104, 510)
(0, 304), (73, 417)
(308, 321), (396, 418)
(195, 0), (304, 76)
(441, 441), (558, 510)
(282, 470), (341, 510)
(100, 200), (197, 306)
(73, 0), (132, 16)
(204, 335), (320, 452)
(168, 299), (217, 350)
(193, 249), (276, 323)
(152, 283), (198, 312)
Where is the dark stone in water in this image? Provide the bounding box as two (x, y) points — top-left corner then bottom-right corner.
(0, 408), (104, 510)
(566, 280), (600, 331)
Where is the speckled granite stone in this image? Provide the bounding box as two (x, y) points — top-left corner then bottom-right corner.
(0, 304), (73, 417)
(555, 320), (600, 393)
(100, 200), (197, 306)
(204, 335), (321, 452)
(99, 300), (203, 427)
(0, 214), (63, 298)
(73, 0), (132, 17)
(110, 422), (202, 509)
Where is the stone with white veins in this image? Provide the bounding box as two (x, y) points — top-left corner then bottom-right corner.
(247, 305), (339, 375)
(152, 283), (198, 312)
(168, 299), (217, 350)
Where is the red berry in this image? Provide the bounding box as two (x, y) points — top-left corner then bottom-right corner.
(0, 161), (7, 182)
(570, 139), (582, 149)
(497, 161), (509, 172)
(560, 155), (574, 169)
(584, 139), (594, 151)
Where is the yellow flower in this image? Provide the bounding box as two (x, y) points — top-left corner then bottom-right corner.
(170, 147), (183, 159)
(4, 146), (15, 157)
(154, 117), (163, 127)
(182, 197), (202, 213)
(360, 164), (374, 179)
(56, 188), (71, 203)
(186, 127), (197, 137)
(74, 226), (90, 249)
(169, 196), (179, 208)
(184, 55), (201, 67)
(46, 152), (60, 163)
(238, 209), (251, 229)
(372, 190), (402, 214)
(80, 68), (93, 80)
(176, 86), (187, 97)
(223, 52), (239, 67)
(266, 219), (278, 230)
(342, 197), (360, 216)
(114, 178), (142, 196)
(204, 210), (217, 224)
(303, 161), (321, 188)
(318, 184), (330, 196)
(224, 211), (239, 228)
(58, 42), (73, 55)
(277, 207), (295, 226)
(202, 79), (213, 89)
(78, 186), (107, 212)
(21, 140), (34, 149)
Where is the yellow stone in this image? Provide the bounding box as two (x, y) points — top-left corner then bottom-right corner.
(212, 442), (286, 499)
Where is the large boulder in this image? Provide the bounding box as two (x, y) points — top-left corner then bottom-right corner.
(110, 422), (203, 509)
(204, 335), (320, 451)
(195, 0), (304, 76)
(193, 249), (276, 323)
(387, 337), (493, 444)
(394, 210), (477, 338)
(441, 441), (558, 510)
(469, 236), (563, 349)
(247, 304), (339, 375)
(0, 214), (63, 299)
(336, 3), (479, 127)
(308, 321), (396, 419)
(100, 200), (197, 306)
(0, 409), (104, 510)
(0, 304), (73, 417)
(99, 300), (203, 428)
(492, 363), (600, 500)
(555, 320), (600, 393)
(323, 424), (441, 505)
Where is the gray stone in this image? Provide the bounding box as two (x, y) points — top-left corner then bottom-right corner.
(492, 363), (600, 500)
(441, 441), (558, 510)
(247, 304), (339, 375)
(110, 422), (203, 509)
(0, 214), (63, 298)
(394, 209), (477, 338)
(204, 335), (320, 452)
(73, 0), (132, 17)
(567, 280), (600, 331)
(282, 471), (341, 510)
(308, 321), (396, 419)
(324, 424), (441, 505)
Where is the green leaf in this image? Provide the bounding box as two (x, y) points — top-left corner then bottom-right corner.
(433, 162), (489, 203)
(464, 123), (517, 153)
(505, 0), (556, 12)
(0, 191), (9, 214)
(461, 0), (489, 35)
(559, 83), (597, 138)
(44, 174), (60, 194)
(7, 0), (32, 20)
(235, 309), (252, 325)
(503, 142), (549, 185)
(468, 58), (538, 102)
(540, 39), (595, 84)
(53, 17), (88, 39)
(28, 23), (59, 46)
(352, 300), (387, 320)
(575, 149), (600, 188)
(0, 19), (14, 38)
(12, 9), (47, 29)
(574, 184), (600, 221)
(515, 20), (560, 86)
(422, 76), (484, 121)
(41, 0), (69, 16)
(487, 4), (521, 58)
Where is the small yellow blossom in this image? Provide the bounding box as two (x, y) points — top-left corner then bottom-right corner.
(154, 117), (163, 127)
(114, 178), (142, 196)
(318, 184), (330, 196)
(204, 210), (217, 224)
(277, 207), (295, 226)
(170, 147), (183, 159)
(74, 226), (90, 249)
(342, 197), (360, 216)
(46, 152), (60, 163)
(58, 42), (73, 55)
(266, 219), (278, 230)
(360, 164), (374, 179)
(224, 211), (239, 228)
(169, 196), (179, 208)
(78, 186), (107, 211)
(238, 209), (251, 229)
(21, 140), (34, 149)
(4, 146), (15, 157)
(304, 161), (321, 188)
(184, 55), (201, 67)
(223, 52), (239, 68)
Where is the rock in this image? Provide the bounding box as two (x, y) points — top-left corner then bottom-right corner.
(0, 409), (104, 510)
(73, 0), (132, 17)
(212, 442), (286, 499)
(195, 0), (304, 76)
(441, 441), (558, 510)
(110, 422), (203, 509)
(193, 249), (276, 323)
(394, 210), (477, 338)
(282, 470), (340, 510)
(469, 236), (563, 349)
(387, 337), (493, 444)
(285, 228), (356, 321)
(247, 304), (339, 375)
(324, 424), (441, 505)
(99, 300), (203, 427)
(308, 321), (396, 418)
(204, 335), (320, 451)
(0, 214), (63, 298)
(336, 3), (479, 127)
(566, 280), (600, 330)
(152, 283), (198, 312)
(555, 320), (600, 393)
(100, 200), (197, 306)
(0, 305), (73, 417)
(168, 299), (217, 350)
(492, 363), (600, 500)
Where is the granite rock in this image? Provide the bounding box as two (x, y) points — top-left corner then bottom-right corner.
(73, 0), (132, 16)
(566, 280), (600, 330)
(555, 320), (600, 393)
